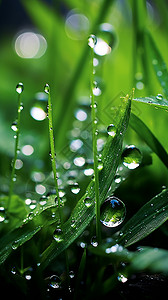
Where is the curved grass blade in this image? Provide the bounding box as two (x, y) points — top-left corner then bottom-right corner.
(0, 195), (59, 265)
(133, 95), (168, 109)
(130, 113), (168, 168)
(118, 189), (168, 247)
(146, 31), (168, 97)
(40, 94), (131, 270)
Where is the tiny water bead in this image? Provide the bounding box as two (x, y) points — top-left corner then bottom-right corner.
(156, 93), (163, 100)
(88, 34), (97, 48)
(16, 82), (24, 94)
(117, 273), (128, 283)
(107, 124), (116, 137)
(44, 83), (50, 94)
(53, 228), (64, 243)
(100, 196), (126, 228)
(121, 145), (142, 170)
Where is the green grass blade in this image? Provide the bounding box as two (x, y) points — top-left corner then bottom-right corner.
(0, 195), (59, 265)
(133, 95), (168, 109)
(118, 189), (168, 247)
(130, 113), (168, 168)
(146, 31), (168, 97)
(40, 94), (131, 270)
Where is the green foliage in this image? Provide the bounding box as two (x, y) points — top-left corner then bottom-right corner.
(1, 0), (168, 298)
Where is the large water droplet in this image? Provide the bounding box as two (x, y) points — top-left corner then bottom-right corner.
(49, 275), (61, 289)
(100, 196), (126, 228)
(84, 196), (92, 207)
(53, 228), (63, 243)
(16, 82), (24, 94)
(94, 23), (116, 56)
(107, 124), (116, 137)
(121, 145), (142, 170)
(44, 83), (50, 94)
(70, 183), (80, 194)
(88, 34), (97, 48)
(156, 93), (163, 100)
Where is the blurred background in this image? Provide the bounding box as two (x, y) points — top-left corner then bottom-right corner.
(0, 0), (168, 210)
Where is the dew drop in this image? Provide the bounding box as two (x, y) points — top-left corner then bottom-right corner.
(70, 183), (80, 194)
(107, 124), (116, 137)
(16, 82), (24, 94)
(49, 275), (61, 289)
(44, 83), (50, 94)
(88, 34), (97, 48)
(11, 121), (18, 132)
(117, 273), (128, 283)
(53, 228), (63, 243)
(12, 240), (20, 250)
(100, 196), (126, 228)
(156, 93), (163, 100)
(91, 236), (98, 247)
(84, 197), (92, 207)
(121, 145), (142, 170)
(0, 207), (6, 222)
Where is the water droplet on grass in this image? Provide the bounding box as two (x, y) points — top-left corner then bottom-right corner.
(94, 23), (116, 56)
(16, 82), (24, 94)
(11, 121), (18, 132)
(121, 145), (142, 169)
(100, 196), (126, 228)
(53, 228), (63, 243)
(88, 34), (97, 48)
(156, 93), (163, 100)
(91, 236), (98, 247)
(107, 124), (116, 137)
(84, 197), (92, 207)
(70, 183), (80, 194)
(118, 273), (128, 283)
(49, 275), (61, 289)
(44, 83), (50, 94)
(0, 207), (6, 222)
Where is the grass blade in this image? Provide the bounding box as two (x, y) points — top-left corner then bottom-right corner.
(133, 95), (168, 109)
(147, 31), (168, 97)
(0, 195), (59, 264)
(40, 93), (132, 270)
(118, 189), (168, 247)
(130, 113), (168, 168)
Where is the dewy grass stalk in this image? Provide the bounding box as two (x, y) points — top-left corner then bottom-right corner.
(44, 83), (63, 228)
(44, 83), (69, 279)
(88, 35), (101, 243)
(8, 83), (24, 208)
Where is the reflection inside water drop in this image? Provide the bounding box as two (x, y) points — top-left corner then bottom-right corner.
(100, 196), (126, 228)
(122, 145), (142, 170)
(16, 82), (24, 94)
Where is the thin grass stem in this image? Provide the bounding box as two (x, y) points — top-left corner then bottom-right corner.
(8, 83), (24, 209)
(89, 41), (101, 243)
(44, 83), (69, 280)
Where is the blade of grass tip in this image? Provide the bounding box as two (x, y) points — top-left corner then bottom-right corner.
(88, 35), (101, 243)
(8, 83), (24, 209)
(130, 113), (168, 168)
(44, 83), (69, 279)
